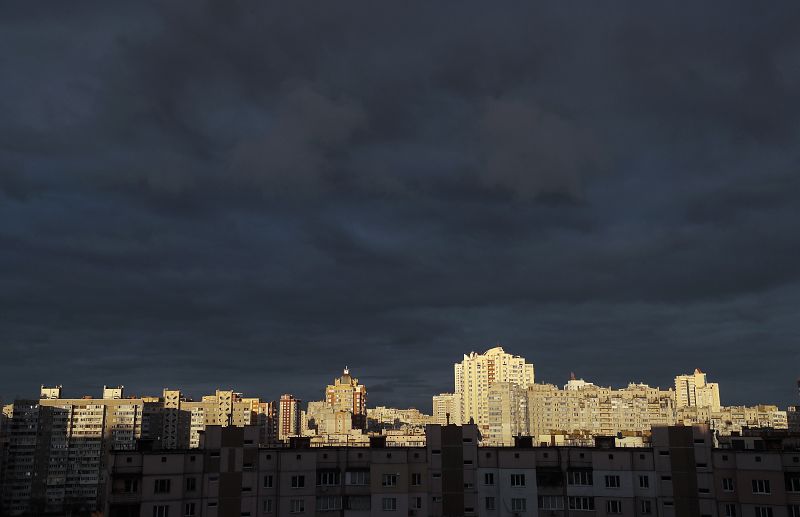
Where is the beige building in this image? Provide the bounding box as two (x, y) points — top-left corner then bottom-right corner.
(527, 380), (677, 440)
(485, 382), (528, 446)
(678, 404), (789, 435)
(432, 393), (460, 425)
(325, 367), (368, 429)
(675, 368), (721, 411)
(454, 346), (534, 433)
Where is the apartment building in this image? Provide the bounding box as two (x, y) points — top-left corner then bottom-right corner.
(527, 381), (677, 440)
(0, 386), (279, 516)
(675, 369), (722, 412)
(486, 382), (529, 446)
(278, 394), (302, 442)
(325, 367), (368, 430)
(104, 421), (800, 517)
(678, 405), (789, 436)
(455, 346), (535, 432)
(0, 386), (148, 515)
(432, 393), (460, 426)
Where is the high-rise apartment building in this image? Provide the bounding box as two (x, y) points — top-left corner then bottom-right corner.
(278, 394), (301, 442)
(485, 382), (528, 446)
(675, 368), (721, 411)
(325, 367), (367, 429)
(454, 346), (534, 432)
(1, 387), (149, 516)
(432, 393), (460, 425)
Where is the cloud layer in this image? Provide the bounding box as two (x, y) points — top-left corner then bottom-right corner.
(1, 1), (799, 409)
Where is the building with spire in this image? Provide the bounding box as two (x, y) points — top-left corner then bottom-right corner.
(325, 367), (368, 429)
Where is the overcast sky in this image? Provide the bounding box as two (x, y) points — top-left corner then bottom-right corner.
(1, 2), (799, 411)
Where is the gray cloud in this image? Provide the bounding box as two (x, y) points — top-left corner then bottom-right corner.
(1, 1), (799, 409)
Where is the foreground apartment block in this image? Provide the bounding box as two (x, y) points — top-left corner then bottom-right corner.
(105, 423), (800, 517)
(0, 386), (278, 516)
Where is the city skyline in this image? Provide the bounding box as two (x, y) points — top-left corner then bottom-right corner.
(4, 347), (797, 413)
(3, 3), (800, 414)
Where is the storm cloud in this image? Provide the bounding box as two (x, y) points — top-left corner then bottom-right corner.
(1, 1), (799, 409)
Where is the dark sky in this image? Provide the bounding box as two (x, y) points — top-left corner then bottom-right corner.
(2, 2), (799, 411)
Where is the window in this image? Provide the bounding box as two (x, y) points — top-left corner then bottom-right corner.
(161, 456), (167, 463)
(788, 505), (800, 517)
(606, 500), (622, 514)
(568, 496), (595, 511)
(207, 502), (217, 508)
(696, 462), (707, 468)
(510, 473), (526, 487)
(382, 497), (397, 511)
(432, 472), (441, 478)
(484, 472), (495, 485)
(754, 508), (773, 517)
(752, 479), (771, 494)
(316, 496), (342, 512)
(511, 498), (526, 512)
(605, 475), (620, 488)
(661, 475), (672, 481)
(568, 470), (593, 486)
(346, 471), (368, 486)
(185, 478), (196, 492)
(263, 475), (274, 488)
(485, 497), (496, 511)
(317, 470), (340, 486)
(787, 475), (800, 492)
(464, 459), (473, 465)
(382, 474), (398, 487)
(123, 479), (139, 493)
(723, 477), (734, 492)
(639, 475), (649, 488)
(291, 475), (305, 489)
(538, 496), (563, 510)
(154, 479), (171, 494)
(411, 472), (422, 486)
(345, 496), (370, 510)
(242, 486), (252, 492)
(184, 503), (196, 517)
(263, 499), (273, 513)
(659, 450), (669, 456)
(153, 506), (169, 517)
(290, 498), (304, 513)
(723, 503), (736, 517)
(641, 500), (652, 514)
(412, 497), (422, 509)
